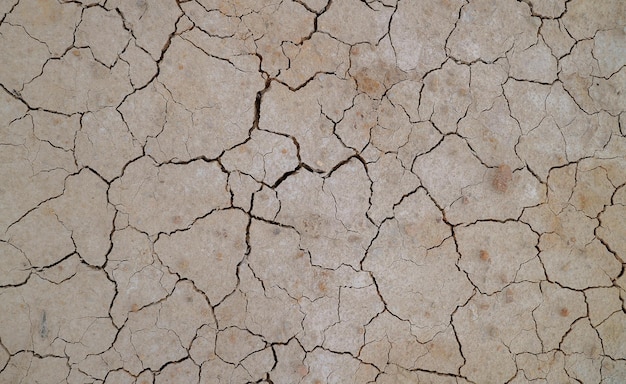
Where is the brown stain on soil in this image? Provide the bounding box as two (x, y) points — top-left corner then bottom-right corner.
(354, 71), (384, 96)
(493, 164), (512, 193)
(317, 281), (327, 294)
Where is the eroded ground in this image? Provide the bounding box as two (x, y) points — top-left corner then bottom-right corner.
(0, 0), (625, 383)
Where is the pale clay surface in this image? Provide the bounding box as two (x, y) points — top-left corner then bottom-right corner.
(0, 0), (625, 383)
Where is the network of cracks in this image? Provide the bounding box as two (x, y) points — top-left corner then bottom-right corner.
(1, 0), (626, 383)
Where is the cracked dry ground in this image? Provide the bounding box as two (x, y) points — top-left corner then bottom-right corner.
(1, 1), (626, 384)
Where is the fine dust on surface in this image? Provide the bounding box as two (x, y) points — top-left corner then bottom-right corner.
(1, 0), (626, 383)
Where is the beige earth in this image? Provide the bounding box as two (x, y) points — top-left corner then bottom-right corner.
(1, 0), (625, 383)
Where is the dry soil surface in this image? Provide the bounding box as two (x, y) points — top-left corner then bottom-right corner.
(1, 0), (626, 383)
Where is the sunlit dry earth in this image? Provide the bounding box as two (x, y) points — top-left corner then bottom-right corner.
(1, 0), (625, 383)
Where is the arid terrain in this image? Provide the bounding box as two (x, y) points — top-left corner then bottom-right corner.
(1, 0), (625, 383)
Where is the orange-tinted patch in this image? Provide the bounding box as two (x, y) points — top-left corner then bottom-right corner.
(178, 259), (189, 270)
(493, 164), (512, 193)
(297, 364), (308, 376)
(403, 223), (419, 237)
(354, 71), (383, 95)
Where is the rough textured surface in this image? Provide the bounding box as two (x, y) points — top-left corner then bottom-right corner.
(1, 0), (625, 383)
